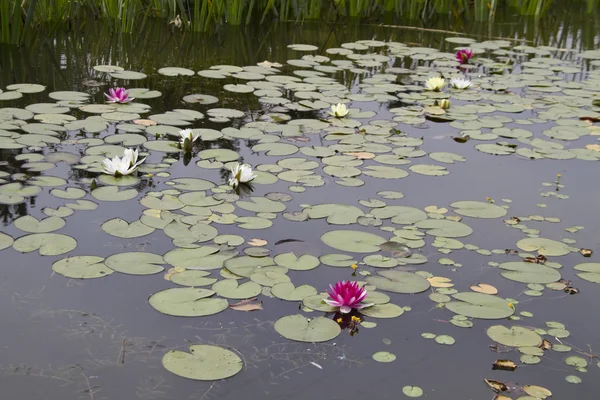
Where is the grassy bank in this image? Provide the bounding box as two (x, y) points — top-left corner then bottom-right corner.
(0, 0), (599, 44)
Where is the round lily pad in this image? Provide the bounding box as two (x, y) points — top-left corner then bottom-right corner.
(516, 238), (570, 256)
(451, 201), (508, 218)
(13, 233), (77, 256)
(445, 293), (514, 319)
(105, 252), (165, 275)
(162, 345), (243, 381)
(149, 288), (227, 317)
(373, 351), (396, 362)
(13, 216), (65, 233)
(274, 315), (340, 342)
(274, 253), (320, 271)
(271, 283), (317, 301)
(499, 262), (561, 284)
(321, 230), (387, 253)
(366, 270), (430, 294)
(52, 256), (113, 279)
(101, 218), (155, 238)
(212, 279), (262, 299)
(487, 325), (542, 347)
(360, 303), (404, 318)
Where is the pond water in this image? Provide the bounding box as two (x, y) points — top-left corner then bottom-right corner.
(1, 10), (600, 400)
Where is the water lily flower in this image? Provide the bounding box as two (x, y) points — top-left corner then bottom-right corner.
(424, 76), (446, 91)
(438, 99), (451, 109)
(228, 163), (256, 188)
(104, 87), (133, 103)
(179, 128), (200, 152)
(328, 103), (349, 118)
(456, 49), (474, 64)
(324, 281), (373, 314)
(102, 148), (145, 177)
(257, 60), (283, 68)
(451, 77), (472, 89)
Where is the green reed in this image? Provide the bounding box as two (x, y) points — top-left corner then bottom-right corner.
(0, 0), (597, 44)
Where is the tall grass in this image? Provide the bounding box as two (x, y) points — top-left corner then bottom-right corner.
(0, 0), (597, 44)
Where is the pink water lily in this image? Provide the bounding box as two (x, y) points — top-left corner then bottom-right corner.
(456, 49), (474, 64)
(325, 281), (373, 314)
(104, 87), (133, 103)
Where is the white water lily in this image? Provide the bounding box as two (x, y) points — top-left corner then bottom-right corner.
(228, 163), (256, 188)
(102, 148), (145, 177)
(179, 128), (200, 152)
(257, 60), (283, 68)
(328, 103), (349, 118)
(179, 128), (200, 144)
(424, 76), (446, 91)
(451, 77), (472, 89)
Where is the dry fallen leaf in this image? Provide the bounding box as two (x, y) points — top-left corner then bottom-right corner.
(427, 276), (454, 288)
(229, 298), (263, 312)
(248, 238), (268, 247)
(133, 119), (157, 126)
(539, 339), (553, 350)
(580, 248), (593, 257)
(344, 151), (376, 159)
(586, 144), (600, 152)
(484, 378), (508, 393)
(164, 267), (185, 281)
(471, 283), (498, 295)
(492, 359), (517, 371)
(494, 396), (512, 400)
(445, 215), (462, 222)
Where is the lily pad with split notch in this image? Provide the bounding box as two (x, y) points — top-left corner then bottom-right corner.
(499, 262), (561, 284)
(321, 230), (387, 253)
(445, 292), (514, 319)
(451, 201), (508, 219)
(212, 279), (262, 299)
(360, 303), (404, 318)
(271, 282), (318, 301)
(13, 233), (77, 256)
(487, 325), (542, 347)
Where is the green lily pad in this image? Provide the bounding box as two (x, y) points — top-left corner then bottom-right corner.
(13, 233), (77, 256)
(162, 345), (243, 381)
(52, 256), (113, 279)
(0, 232), (14, 250)
(487, 325), (542, 347)
(402, 386), (423, 397)
(212, 279), (262, 299)
(274, 315), (341, 342)
(321, 230), (387, 253)
(274, 253), (320, 271)
(574, 263), (600, 283)
(105, 252), (165, 275)
(366, 270), (431, 294)
(445, 293), (514, 319)
(360, 303), (404, 318)
(13, 216), (65, 233)
(372, 351), (396, 362)
(102, 218), (155, 238)
(499, 262), (561, 284)
(170, 270), (217, 287)
(451, 201), (508, 218)
(92, 186), (138, 202)
(148, 288), (227, 317)
(271, 282), (318, 301)
(516, 238), (570, 256)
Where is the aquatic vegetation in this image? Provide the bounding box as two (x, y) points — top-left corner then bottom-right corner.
(178, 128), (200, 152)
(424, 76), (446, 91)
(324, 281), (373, 314)
(328, 103), (349, 118)
(455, 49), (474, 64)
(228, 163), (256, 188)
(102, 148), (145, 176)
(104, 87), (133, 103)
(450, 77), (472, 89)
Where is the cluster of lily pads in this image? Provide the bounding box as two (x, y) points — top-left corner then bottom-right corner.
(1, 36), (600, 395)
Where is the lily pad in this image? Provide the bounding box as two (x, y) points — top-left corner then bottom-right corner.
(148, 288), (228, 317)
(445, 293), (514, 319)
(162, 345), (243, 381)
(366, 270), (430, 294)
(274, 315), (340, 342)
(105, 252), (165, 275)
(321, 230), (387, 253)
(52, 256), (113, 279)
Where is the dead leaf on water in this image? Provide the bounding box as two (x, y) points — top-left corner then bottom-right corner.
(493, 396), (512, 400)
(248, 238), (268, 247)
(133, 119), (157, 126)
(484, 378), (508, 393)
(344, 151), (376, 159)
(470, 283), (498, 295)
(493, 359), (517, 371)
(580, 248), (593, 257)
(229, 298), (263, 312)
(585, 144), (600, 152)
(164, 267), (185, 281)
(427, 276), (454, 288)
(539, 339), (553, 350)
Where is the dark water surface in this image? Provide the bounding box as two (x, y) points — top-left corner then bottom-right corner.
(1, 10), (600, 400)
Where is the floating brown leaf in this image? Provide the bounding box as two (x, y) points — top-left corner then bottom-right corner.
(453, 135), (470, 143)
(539, 339), (553, 350)
(493, 359), (517, 371)
(471, 283), (498, 295)
(133, 119), (157, 126)
(428, 276), (454, 288)
(248, 238), (268, 247)
(229, 298), (263, 312)
(494, 396), (512, 400)
(484, 378), (508, 393)
(344, 151), (376, 159)
(580, 248), (593, 257)
(564, 286), (579, 295)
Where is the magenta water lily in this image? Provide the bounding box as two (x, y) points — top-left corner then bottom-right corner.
(455, 49), (474, 64)
(325, 281), (373, 314)
(105, 87), (133, 103)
